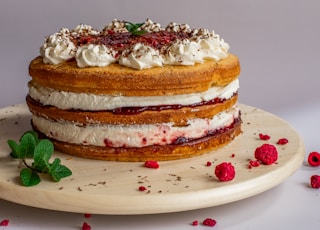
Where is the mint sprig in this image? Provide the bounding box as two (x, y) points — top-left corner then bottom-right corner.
(125, 22), (147, 36)
(7, 131), (72, 187)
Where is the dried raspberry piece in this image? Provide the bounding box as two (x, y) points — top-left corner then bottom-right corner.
(308, 152), (320, 167)
(203, 218), (217, 227)
(144, 160), (159, 169)
(84, 213), (92, 218)
(206, 161), (212, 166)
(82, 222), (91, 230)
(259, 133), (270, 140)
(138, 186), (147, 191)
(249, 160), (260, 167)
(0, 219), (9, 226)
(310, 175), (320, 189)
(214, 162), (235, 182)
(231, 153), (235, 158)
(277, 138), (288, 145)
(192, 220), (199, 226)
(254, 144), (278, 165)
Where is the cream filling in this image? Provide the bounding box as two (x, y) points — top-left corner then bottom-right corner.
(28, 79), (239, 111)
(32, 105), (239, 148)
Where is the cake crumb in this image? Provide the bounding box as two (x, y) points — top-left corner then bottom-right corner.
(0, 219), (9, 226)
(277, 138), (288, 145)
(82, 222), (91, 230)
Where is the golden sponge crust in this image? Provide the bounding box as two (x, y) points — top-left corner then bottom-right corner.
(29, 54), (240, 96)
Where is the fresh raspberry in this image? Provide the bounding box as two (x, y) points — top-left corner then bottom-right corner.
(254, 144), (278, 165)
(191, 220), (199, 226)
(144, 160), (159, 169)
(138, 186), (147, 191)
(0, 219), (9, 226)
(82, 222), (91, 230)
(203, 218), (217, 227)
(214, 162), (235, 182)
(308, 152), (320, 167)
(259, 133), (270, 140)
(310, 175), (320, 189)
(277, 138), (289, 145)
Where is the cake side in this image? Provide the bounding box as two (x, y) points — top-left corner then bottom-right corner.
(34, 119), (241, 162)
(26, 19), (242, 161)
(29, 54), (240, 96)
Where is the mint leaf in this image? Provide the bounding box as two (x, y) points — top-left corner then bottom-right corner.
(19, 132), (38, 158)
(49, 158), (72, 182)
(8, 131), (38, 158)
(8, 130), (72, 186)
(20, 130), (39, 142)
(125, 22), (147, 36)
(7, 139), (20, 158)
(20, 168), (40, 187)
(32, 139), (54, 172)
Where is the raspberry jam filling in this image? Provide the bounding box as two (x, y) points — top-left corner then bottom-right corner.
(112, 95), (235, 115)
(172, 116), (241, 145)
(73, 30), (192, 54)
(102, 117), (240, 148)
(28, 93), (237, 115)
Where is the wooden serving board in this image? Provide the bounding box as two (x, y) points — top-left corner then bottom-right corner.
(0, 104), (305, 214)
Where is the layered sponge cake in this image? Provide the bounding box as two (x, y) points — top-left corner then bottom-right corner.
(27, 19), (241, 161)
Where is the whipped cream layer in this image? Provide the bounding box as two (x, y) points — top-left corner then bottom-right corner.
(40, 19), (230, 69)
(32, 105), (240, 148)
(28, 79), (239, 111)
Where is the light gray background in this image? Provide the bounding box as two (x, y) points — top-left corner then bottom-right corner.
(1, 0), (319, 114)
(1, 1), (320, 229)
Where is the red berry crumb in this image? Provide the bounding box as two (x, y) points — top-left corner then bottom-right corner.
(0, 219), (9, 226)
(214, 162), (235, 182)
(259, 133), (270, 140)
(144, 160), (159, 169)
(82, 222), (91, 230)
(138, 186), (147, 191)
(254, 143), (278, 165)
(203, 218), (217, 227)
(249, 160), (260, 167)
(192, 220), (199, 226)
(310, 175), (320, 189)
(84, 213), (91, 218)
(277, 138), (288, 145)
(231, 153), (235, 158)
(308, 152), (320, 167)
(206, 161), (212, 166)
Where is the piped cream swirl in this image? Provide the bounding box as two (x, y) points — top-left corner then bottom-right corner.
(76, 44), (116, 67)
(39, 19), (230, 69)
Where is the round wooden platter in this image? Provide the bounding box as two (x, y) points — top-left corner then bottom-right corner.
(0, 104), (305, 215)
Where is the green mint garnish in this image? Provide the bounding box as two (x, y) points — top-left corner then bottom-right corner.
(7, 130), (72, 187)
(125, 22), (147, 36)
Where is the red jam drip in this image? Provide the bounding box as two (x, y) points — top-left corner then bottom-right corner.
(28, 93), (237, 115)
(72, 31), (192, 54)
(173, 116), (241, 145)
(112, 93), (237, 115)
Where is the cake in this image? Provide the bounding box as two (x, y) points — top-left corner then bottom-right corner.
(27, 19), (241, 161)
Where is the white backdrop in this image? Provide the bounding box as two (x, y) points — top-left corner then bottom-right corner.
(1, 1), (320, 229)
(1, 0), (319, 114)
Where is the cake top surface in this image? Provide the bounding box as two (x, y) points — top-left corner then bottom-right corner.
(40, 19), (230, 70)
